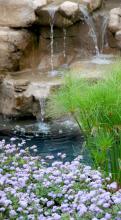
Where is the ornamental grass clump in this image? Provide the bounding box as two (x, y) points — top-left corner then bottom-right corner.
(0, 139), (121, 219)
(47, 62), (121, 185)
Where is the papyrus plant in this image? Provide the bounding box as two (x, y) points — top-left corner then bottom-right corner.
(47, 62), (121, 184)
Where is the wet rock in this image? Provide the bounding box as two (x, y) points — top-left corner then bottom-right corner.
(115, 30), (121, 48)
(0, 75), (5, 84)
(0, 78), (61, 118)
(107, 31), (117, 49)
(35, 19), (97, 72)
(35, 6), (73, 28)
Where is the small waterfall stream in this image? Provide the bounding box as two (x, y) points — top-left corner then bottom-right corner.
(100, 16), (109, 53)
(39, 98), (46, 122)
(63, 28), (67, 59)
(48, 7), (57, 73)
(80, 6), (100, 55)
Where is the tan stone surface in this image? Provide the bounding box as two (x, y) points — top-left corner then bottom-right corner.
(0, 77), (61, 118)
(0, 27), (34, 72)
(108, 7), (121, 49)
(108, 8), (121, 33)
(32, 0), (47, 9)
(59, 1), (79, 18)
(0, 0), (36, 27)
(89, 0), (103, 11)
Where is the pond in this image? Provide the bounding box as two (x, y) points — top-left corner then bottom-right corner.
(0, 118), (90, 163)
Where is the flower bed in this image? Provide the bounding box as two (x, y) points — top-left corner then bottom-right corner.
(0, 139), (121, 220)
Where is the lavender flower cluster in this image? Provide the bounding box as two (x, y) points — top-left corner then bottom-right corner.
(0, 139), (121, 220)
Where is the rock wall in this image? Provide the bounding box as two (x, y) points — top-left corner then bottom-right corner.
(0, 0), (104, 73)
(0, 0), (116, 119)
(0, 0), (46, 73)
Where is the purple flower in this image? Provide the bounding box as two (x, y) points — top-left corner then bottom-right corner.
(105, 213), (112, 219)
(47, 201), (54, 207)
(9, 210), (17, 217)
(108, 182), (117, 191)
(52, 213), (61, 220)
(19, 200), (28, 208)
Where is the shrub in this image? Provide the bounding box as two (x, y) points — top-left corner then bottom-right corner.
(0, 140), (121, 219)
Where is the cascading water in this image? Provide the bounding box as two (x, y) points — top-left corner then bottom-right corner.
(90, 13), (111, 65)
(47, 4), (110, 72)
(63, 28), (67, 59)
(39, 98), (46, 122)
(100, 16), (109, 53)
(80, 6), (100, 55)
(48, 7), (57, 74)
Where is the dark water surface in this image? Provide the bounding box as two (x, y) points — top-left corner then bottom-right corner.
(0, 118), (90, 163)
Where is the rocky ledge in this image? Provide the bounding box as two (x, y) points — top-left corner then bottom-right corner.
(0, 74), (61, 119)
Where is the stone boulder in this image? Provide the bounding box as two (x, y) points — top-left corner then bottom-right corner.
(108, 7), (121, 49)
(32, 0), (47, 9)
(0, 0), (104, 28)
(35, 0), (104, 27)
(108, 8), (121, 33)
(59, 1), (79, 18)
(0, 27), (35, 73)
(88, 0), (103, 11)
(0, 0), (47, 28)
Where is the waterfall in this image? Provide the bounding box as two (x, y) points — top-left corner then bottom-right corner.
(48, 7), (57, 72)
(100, 16), (109, 53)
(80, 6), (100, 55)
(63, 28), (67, 59)
(39, 98), (46, 122)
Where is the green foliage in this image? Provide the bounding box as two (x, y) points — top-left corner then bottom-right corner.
(47, 62), (121, 184)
